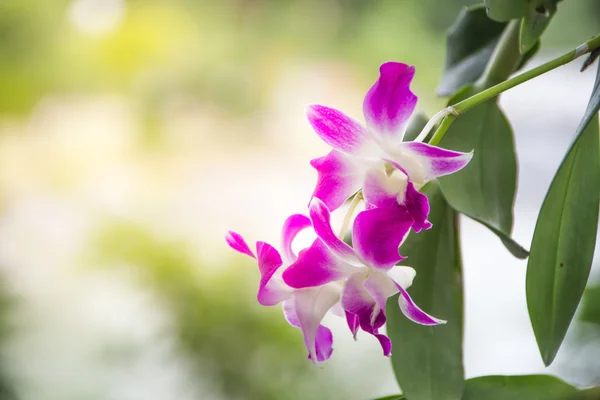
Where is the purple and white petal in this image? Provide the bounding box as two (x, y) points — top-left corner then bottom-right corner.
(363, 167), (408, 209)
(396, 284), (446, 326)
(309, 197), (361, 266)
(256, 241), (290, 306)
(363, 269), (399, 313)
(283, 239), (354, 289)
(306, 105), (381, 157)
(281, 214), (311, 264)
(292, 285), (341, 362)
(352, 206), (412, 270)
(225, 231), (255, 258)
(386, 266), (416, 290)
(399, 142), (473, 182)
(345, 311), (360, 340)
(404, 181), (432, 232)
(310, 150), (364, 212)
(283, 299), (334, 363)
(373, 333), (392, 357)
(363, 62), (417, 141)
(340, 272), (378, 330)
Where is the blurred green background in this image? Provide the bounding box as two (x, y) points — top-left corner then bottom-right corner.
(0, 1), (599, 399)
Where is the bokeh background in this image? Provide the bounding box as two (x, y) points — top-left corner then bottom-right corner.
(0, 1), (599, 399)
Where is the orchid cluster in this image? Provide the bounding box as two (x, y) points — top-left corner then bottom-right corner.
(226, 62), (473, 362)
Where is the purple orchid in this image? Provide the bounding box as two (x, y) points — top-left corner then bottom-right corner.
(226, 215), (341, 363)
(307, 62), (472, 223)
(283, 197), (445, 356)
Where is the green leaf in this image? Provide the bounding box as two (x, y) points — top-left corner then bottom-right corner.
(463, 375), (577, 400)
(483, 0), (529, 22)
(438, 86), (525, 258)
(388, 183), (464, 400)
(437, 5), (506, 97)
(519, 2), (557, 54)
(372, 396), (405, 400)
(526, 84), (600, 366)
(404, 112), (429, 142)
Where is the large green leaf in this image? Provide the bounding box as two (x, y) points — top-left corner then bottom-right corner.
(438, 87), (527, 259)
(526, 66), (600, 366)
(483, 0), (529, 22)
(463, 375), (577, 400)
(437, 5), (506, 96)
(388, 183), (464, 400)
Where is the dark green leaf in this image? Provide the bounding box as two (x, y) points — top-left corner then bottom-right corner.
(526, 113), (600, 365)
(517, 40), (541, 71)
(483, 0), (529, 22)
(438, 86), (524, 257)
(372, 396), (405, 400)
(519, 2), (557, 54)
(527, 62), (600, 365)
(388, 183), (464, 400)
(404, 112), (429, 142)
(463, 375), (577, 400)
(437, 5), (506, 96)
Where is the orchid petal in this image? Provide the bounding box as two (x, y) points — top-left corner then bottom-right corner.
(291, 285), (340, 362)
(345, 311), (360, 340)
(352, 206), (412, 270)
(283, 298), (334, 363)
(399, 142), (473, 182)
(310, 150), (364, 212)
(405, 181), (432, 232)
(386, 266), (416, 290)
(281, 214), (311, 264)
(309, 197), (361, 265)
(306, 105), (380, 157)
(396, 284), (446, 326)
(341, 272), (391, 356)
(256, 241), (290, 306)
(363, 167), (407, 209)
(363, 269), (399, 313)
(225, 231), (255, 258)
(283, 239), (354, 288)
(363, 62), (417, 141)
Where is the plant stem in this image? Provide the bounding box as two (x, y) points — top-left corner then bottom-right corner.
(428, 33), (600, 146)
(339, 192), (362, 240)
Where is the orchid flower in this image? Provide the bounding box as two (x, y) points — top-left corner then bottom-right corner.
(307, 62), (472, 224)
(225, 215), (341, 363)
(283, 197), (445, 356)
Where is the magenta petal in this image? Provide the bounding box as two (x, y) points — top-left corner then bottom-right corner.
(309, 197), (361, 265)
(225, 231), (255, 258)
(401, 142), (473, 181)
(352, 207), (412, 270)
(363, 167), (405, 209)
(374, 333), (392, 357)
(306, 105), (378, 157)
(405, 181), (432, 232)
(283, 239), (354, 288)
(281, 214), (311, 263)
(291, 286), (340, 362)
(345, 311), (359, 339)
(283, 299), (334, 363)
(256, 241), (288, 306)
(363, 62), (417, 139)
(310, 150), (364, 212)
(396, 284), (446, 326)
(340, 272), (378, 330)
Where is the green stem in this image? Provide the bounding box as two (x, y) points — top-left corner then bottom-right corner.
(339, 192), (362, 240)
(428, 33), (600, 146)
